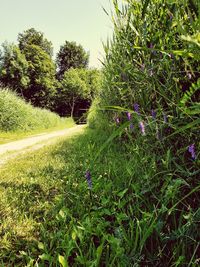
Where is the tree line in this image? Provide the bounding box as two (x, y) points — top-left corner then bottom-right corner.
(0, 28), (101, 119)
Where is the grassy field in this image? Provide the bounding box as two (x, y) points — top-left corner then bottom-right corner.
(0, 127), (199, 266)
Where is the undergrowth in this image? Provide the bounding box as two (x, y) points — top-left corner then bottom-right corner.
(0, 127), (199, 266)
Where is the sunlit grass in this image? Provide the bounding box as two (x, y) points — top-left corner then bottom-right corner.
(0, 118), (75, 144)
(0, 127), (199, 266)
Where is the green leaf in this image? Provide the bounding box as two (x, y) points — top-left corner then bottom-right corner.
(39, 253), (52, 261)
(58, 255), (68, 267)
(96, 240), (105, 266)
(38, 242), (45, 251)
(117, 188), (128, 198)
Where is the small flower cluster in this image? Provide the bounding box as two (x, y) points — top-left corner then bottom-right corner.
(114, 103), (197, 161)
(188, 144), (196, 160)
(85, 170), (92, 189)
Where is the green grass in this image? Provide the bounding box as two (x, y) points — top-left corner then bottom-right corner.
(0, 127), (199, 266)
(0, 1), (199, 266)
(0, 88), (72, 133)
(0, 118), (75, 144)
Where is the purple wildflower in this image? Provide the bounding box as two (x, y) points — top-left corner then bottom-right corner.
(139, 121), (145, 136)
(188, 144), (196, 160)
(130, 123), (134, 131)
(85, 170), (92, 189)
(115, 117), (120, 124)
(150, 43), (154, 49)
(163, 113), (168, 123)
(134, 103), (140, 115)
(151, 110), (156, 119)
(127, 112), (131, 121)
(187, 73), (192, 80)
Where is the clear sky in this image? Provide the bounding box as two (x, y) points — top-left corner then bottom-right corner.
(0, 0), (114, 68)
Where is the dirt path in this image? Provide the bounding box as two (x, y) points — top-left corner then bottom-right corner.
(0, 125), (86, 166)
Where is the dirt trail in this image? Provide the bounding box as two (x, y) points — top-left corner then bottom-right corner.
(0, 125), (86, 166)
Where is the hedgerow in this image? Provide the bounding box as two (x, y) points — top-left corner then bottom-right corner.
(0, 88), (69, 132)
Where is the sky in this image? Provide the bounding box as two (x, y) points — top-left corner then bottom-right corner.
(0, 0), (115, 68)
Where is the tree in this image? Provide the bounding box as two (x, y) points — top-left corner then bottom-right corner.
(22, 44), (57, 107)
(54, 68), (101, 118)
(56, 41), (89, 78)
(18, 28), (53, 57)
(0, 42), (30, 95)
(59, 68), (87, 117)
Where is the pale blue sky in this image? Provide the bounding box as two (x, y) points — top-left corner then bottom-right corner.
(0, 0), (114, 68)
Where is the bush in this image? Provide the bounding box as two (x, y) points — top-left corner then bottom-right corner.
(0, 88), (70, 132)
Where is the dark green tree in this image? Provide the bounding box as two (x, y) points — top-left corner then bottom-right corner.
(18, 28), (53, 57)
(22, 44), (57, 107)
(56, 41), (89, 78)
(0, 42), (30, 95)
(54, 68), (101, 118)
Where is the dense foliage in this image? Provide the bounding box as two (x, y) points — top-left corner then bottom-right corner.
(18, 28), (53, 57)
(0, 43), (30, 92)
(0, 88), (70, 132)
(22, 44), (57, 108)
(0, 28), (96, 119)
(55, 68), (101, 119)
(56, 41), (89, 78)
(88, 0), (200, 265)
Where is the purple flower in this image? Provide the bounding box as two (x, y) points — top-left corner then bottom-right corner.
(130, 123), (134, 131)
(151, 110), (156, 119)
(188, 144), (196, 160)
(163, 113), (168, 123)
(115, 117), (120, 124)
(134, 103), (140, 115)
(85, 170), (92, 189)
(127, 112), (131, 121)
(187, 73), (192, 79)
(150, 43), (154, 49)
(139, 121), (145, 136)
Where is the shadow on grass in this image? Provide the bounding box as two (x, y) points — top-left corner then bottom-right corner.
(0, 131), (92, 266)
(0, 234), (39, 267)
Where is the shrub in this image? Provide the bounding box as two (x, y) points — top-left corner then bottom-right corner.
(0, 88), (70, 132)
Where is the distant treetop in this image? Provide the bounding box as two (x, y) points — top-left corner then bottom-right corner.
(18, 28), (53, 57)
(56, 41), (89, 78)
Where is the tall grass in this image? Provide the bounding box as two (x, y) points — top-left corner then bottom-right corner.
(0, 127), (199, 266)
(0, 1), (199, 266)
(0, 88), (71, 132)
(88, 0), (200, 265)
